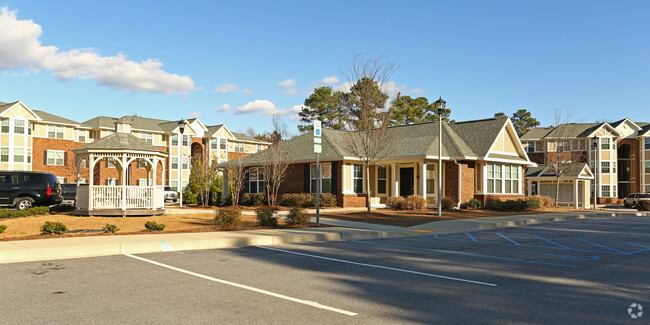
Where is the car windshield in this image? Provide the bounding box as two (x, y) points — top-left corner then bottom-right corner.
(165, 187), (174, 191)
(638, 194), (650, 198)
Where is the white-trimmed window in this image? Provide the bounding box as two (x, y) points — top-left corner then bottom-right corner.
(645, 138), (650, 150)
(234, 142), (245, 152)
(426, 165), (436, 194)
(106, 158), (116, 168)
(171, 157), (179, 170)
(182, 157), (189, 170)
(601, 161), (610, 174)
(77, 178), (87, 184)
(310, 163), (332, 194)
(47, 125), (64, 139)
(47, 150), (65, 166)
(601, 137), (611, 150)
(645, 161), (650, 174)
(0, 147), (8, 162)
(256, 144), (262, 152)
(353, 164), (363, 193)
(182, 135), (189, 147)
(220, 138), (227, 150)
(645, 185), (650, 193)
(139, 132), (153, 144)
(602, 185), (610, 197)
(137, 159), (147, 169)
(556, 140), (570, 152)
(137, 179), (148, 186)
(526, 141), (535, 153)
(78, 130), (87, 142)
(170, 180), (178, 189)
(487, 164), (501, 194)
(504, 165), (520, 193)
(248, 168), (266, 194)
(171, 134), (178, 146)
(377, 166), (387, 195)
(210, 138), (218, 150)
(0, 119), (8, 133)
(106, 178), (117, 186)
(486, 163), (521, 194)
(14, 119), (25, 134)
(14, 148), (26, 163)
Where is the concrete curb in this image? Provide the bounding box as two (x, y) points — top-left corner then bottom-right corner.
(0, 228), (419, 265)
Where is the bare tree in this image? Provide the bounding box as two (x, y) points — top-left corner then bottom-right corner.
(261, 115), (293, 206)
(223, 158), (247, 206)
(547, 109), (587, 206)
(341, 55), (397, 212)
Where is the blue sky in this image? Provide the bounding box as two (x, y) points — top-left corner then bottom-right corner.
(1, 1), (648, 135)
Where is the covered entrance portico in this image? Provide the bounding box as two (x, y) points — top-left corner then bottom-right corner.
(72, 117), (168, 216)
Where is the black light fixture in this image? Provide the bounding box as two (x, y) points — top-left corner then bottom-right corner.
(178, 120), (186, 134)
(434, 96), (446, 116)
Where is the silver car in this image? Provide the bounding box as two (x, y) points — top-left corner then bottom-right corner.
(164, 186), (179, 203)
(623, 193), (650, 208)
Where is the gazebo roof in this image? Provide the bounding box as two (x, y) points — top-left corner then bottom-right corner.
(72, 133), (167, 155)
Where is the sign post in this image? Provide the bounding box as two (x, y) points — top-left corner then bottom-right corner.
(313, 120), (322, 226)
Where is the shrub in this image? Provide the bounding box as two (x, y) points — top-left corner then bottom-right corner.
(0, 224), (7, 234)
(144, 221), (166, 231)
(103, 223), (119, 233)
(286, 207), (309, 226)
(441, 197), (455, 210)
(319, 193), (337, 207)
(241, 193), (267, 206)
(465, 198), (483, 210)
(387, 196), (406, 209)
(183, 190), (197, 205)
(605, 197), (613, 204)
(404, 195), (426, 210)
(486, 199), (529, 211)
(40, 221), (68, 235)
(280, 193), (315, 208)
(525, 197), (541, 209)
(214, 208), (241, 228)
(637, 200), (650, 211)
(256, 206), (279, 227)
(0, 206), (50, 219)
(530, 195), (554, 207)
(50, 204), (75, 213)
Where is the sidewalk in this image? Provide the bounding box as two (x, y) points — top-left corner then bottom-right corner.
(1, 210), (647, 264)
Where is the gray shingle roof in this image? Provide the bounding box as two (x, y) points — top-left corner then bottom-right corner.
(520, 127), (554, 140)
(81, 115), (179, 133)
(525, 163), (591, 178)
(32, 110), (80, 125)
(225, 116), (517, 166)
(72, 133), (167, 154)
(205, 124), (225, 137)
(232, 132), (259, 142)
(544, 123), (606, 138)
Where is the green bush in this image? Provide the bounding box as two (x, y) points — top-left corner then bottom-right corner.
(637, 200), (650, 211)
(525, 197), (541, 209)
(486, 199), (530, 211)
(50, 204), (75, 213)
(404, 195), (426, 210)
(256, 206), (279, 227)
(0, 224), (7, 234)
(144, 221), (166, 231)
(215, 208), (241, 228)
(465, 198), (483, 210)
(605, 197), (613, 204)
(319, 193), (337, 207)
(529, 195), (553, 207)
(241, 193), (267, 206)
(183, 190), (198, 205)
(286, 207), (309, 226)
(387, 196), (406, 209)
(0, 206), (50, 219)
(280, 193), (315, 208)
(40, 221), (68, 235)
(441, 197), (455, 210)
(103, 223), (119, 233)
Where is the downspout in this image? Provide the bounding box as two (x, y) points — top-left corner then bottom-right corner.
(454, 159), (461, 209)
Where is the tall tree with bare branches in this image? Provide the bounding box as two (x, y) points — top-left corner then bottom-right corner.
(547, 109), (587, 206)
(340, 56), (397, 212)
(189, 157), (220, 206)
(261, 115), (293, 206)
(223, 157), (247, 206)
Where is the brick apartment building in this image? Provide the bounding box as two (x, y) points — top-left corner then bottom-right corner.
(0, 101), (270, 191)
(521, 118), (650, 203)
(226, 116), (533, 208)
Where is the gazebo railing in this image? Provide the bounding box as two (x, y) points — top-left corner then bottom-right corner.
(76, 185), (164, 210)
(93, 186), (123, 208)
(126, 186), (152, 208)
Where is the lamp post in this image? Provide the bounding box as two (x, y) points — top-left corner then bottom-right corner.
(178, 120), (186, 208)
(434, 97), (446, 217)
(593, 140), (598, 210)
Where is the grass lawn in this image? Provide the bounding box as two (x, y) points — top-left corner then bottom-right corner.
(316, 207), (593, 227)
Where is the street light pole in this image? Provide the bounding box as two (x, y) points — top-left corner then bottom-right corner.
(434, 97), (446, 217)
(178, 120), (186, 208)
(593, 140), (598, 210)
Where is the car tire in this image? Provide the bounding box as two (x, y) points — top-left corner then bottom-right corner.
(633, 202), (637, 209)
(15, 197), (35, 210)
(624, 201), (628, 208)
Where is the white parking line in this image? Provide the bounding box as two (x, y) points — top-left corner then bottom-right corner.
(256, 246), (497, 287)
(124, 254), (357, 316)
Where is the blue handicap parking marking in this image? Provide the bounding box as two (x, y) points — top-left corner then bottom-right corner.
(544, 253), (599, 261)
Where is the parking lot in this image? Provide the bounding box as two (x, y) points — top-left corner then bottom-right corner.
(1, 214), (648, 324)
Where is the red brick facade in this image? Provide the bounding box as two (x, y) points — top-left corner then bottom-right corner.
(443, 161), (476, 205)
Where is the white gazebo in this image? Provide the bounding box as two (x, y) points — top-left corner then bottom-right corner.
(72, 117), (168, 216)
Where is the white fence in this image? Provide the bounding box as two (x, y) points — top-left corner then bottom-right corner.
(76, 185), (164, 210)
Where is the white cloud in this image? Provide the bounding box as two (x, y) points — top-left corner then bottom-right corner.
(333, 81), (353, 92)
(278, 78), (299, 95)
(186, 111), (201, 118)
(213, 83), (239, 94)
(380, 80), (406, 95)
(215, 104), (231, 112)
(241, 89), (253, 95)
(319, 76), (340, 85)
(408, 88), (427, 95)
(235, 100), (279, 115)
(0, 7), (196, 94)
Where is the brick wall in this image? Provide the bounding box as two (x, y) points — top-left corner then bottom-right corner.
(33, 137), (85, 182)
(342, 194), (367, 207)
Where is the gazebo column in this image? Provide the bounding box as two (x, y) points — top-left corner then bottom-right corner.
(89, 155), (95, 211)
(121, 154), (127, 213)
(152, 158), (158, 209)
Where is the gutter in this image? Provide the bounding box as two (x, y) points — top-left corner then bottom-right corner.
(454, 159), (462, 209)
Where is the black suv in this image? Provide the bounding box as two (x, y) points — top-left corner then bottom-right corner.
(0, 171), (63, 209)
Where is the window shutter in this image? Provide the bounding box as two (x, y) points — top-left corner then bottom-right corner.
(330, 161), (338, 194)
(303, 164), (310, 193)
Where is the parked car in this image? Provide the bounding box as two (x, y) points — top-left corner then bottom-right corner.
(623, 193), (650, 208)
(164, 186), (179, 203)
(61, 183), (77, 202)
(0, 171), (63, 209)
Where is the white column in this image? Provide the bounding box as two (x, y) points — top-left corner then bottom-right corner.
(121, 154), (127, 212)
(89, 155), (95, 210)
(574, 179), (579, 209)
(152, 158), (158, 209)
(421, 162), (427, 198)
(527, 179), (532, 196)
(391, 163), (397, 197)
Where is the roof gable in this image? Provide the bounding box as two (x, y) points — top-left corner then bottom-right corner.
(0, 101), (41, 120)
